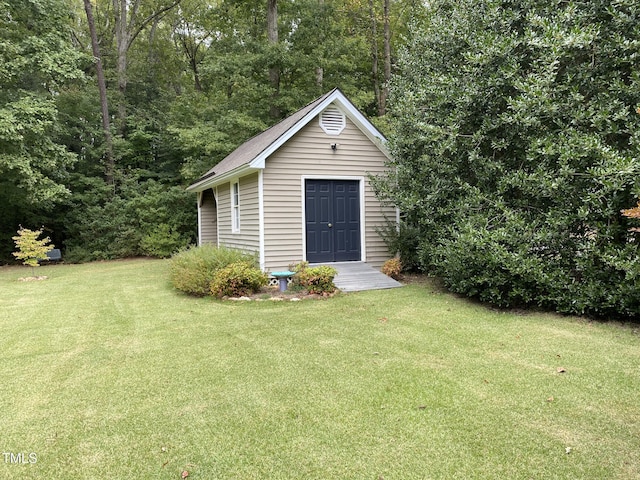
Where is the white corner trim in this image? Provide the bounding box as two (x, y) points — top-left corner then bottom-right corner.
(300, 177), (307, 262)
(196, 192), (202, 246)
(258, 170), (266, 271)
(213, 186), (220, 247)
(360, 179), (367, 262)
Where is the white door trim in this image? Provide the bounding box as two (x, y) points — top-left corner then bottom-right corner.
(300, 175), (366, 263)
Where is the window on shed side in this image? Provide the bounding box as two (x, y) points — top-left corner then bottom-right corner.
(319, 106), (346, 135)
(231, 181), (240, 232)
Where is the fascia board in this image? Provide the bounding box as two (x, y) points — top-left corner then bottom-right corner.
(186, 164), (259, 192)
(333, 98), (392, 160)
(247, 96), (336, 169)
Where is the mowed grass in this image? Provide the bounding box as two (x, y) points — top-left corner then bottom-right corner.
(0, 259), (639, 479)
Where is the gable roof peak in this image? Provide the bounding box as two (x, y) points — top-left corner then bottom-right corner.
(187, 88), (388, 192)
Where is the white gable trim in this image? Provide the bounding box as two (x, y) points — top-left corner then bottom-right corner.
(249, 89), (390, 171)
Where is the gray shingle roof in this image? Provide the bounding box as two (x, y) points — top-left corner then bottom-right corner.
(188, 89), (337, 191)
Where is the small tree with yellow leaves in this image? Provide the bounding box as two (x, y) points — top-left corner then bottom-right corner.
(12, 227), (54, 273)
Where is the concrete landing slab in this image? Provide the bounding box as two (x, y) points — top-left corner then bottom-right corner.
(312, 261), (403, 292)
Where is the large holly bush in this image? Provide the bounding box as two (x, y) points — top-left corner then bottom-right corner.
(376, 0), (640, 318)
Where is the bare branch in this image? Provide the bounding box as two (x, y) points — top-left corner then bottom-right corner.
(128, 0), (182, 51)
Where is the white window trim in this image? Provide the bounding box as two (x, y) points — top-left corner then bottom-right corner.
(231, 180), (240, 233)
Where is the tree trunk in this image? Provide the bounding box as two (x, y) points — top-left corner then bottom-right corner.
(381, 0), (391, 115)
(175, 23), (204, 92)
(83, 0), (114, 185)
(315, 0), (324, 91)
(148, 17), (159, 68)
(113, 0), (130, 135)
(267, 0), (280, 118)
(192, 55), (203, 92)
(315, 66), (324, 90)
(369, 0), (381, 115)
(112, 0), (182, 133)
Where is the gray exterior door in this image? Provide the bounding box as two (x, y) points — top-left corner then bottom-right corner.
(305, 179), (361, 263)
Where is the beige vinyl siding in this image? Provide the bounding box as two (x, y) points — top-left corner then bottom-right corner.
(262, 110), (395, 271)
(199, 189), (217, 245)
(217, 173), (260, 254)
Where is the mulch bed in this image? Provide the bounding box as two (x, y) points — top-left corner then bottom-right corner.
(223, 285), (338, 302)
(18, 276), (49, 281)
(222, 273), (431, 301)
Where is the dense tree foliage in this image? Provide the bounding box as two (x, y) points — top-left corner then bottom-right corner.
(2, 0), (412, 262)
(0, 0), (85, 257)
(378, 0), (640, 318)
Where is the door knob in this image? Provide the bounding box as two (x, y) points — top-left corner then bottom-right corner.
(328, 223), (333, 228)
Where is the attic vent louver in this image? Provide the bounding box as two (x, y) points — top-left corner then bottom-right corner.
(319, 105), (346, 135)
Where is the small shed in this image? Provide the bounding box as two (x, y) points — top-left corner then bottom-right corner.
(187, 88), (397, 272)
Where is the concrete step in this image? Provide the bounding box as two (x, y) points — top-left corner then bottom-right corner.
(311, 262), (403, 292)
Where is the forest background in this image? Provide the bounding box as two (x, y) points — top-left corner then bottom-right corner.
(3, 0), (639, 318)
(1, 0), (412, 262)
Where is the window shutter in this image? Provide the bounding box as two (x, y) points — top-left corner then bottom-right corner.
(319, 106), (346, 135)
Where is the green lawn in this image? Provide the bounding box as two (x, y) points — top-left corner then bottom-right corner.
(1, 259), (639, 479)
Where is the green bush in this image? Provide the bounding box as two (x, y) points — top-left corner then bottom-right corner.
(62, 245), (93, 264)
(288, 260), (309, 273)
(169, 245), (258, 296)
(434, 219), (549, 308)
(62, 178), (196, 262)
(431, 214), (640, 317)
(140, 223), (187, 258)
(292, 263), (337, 295)
(210, 262), (268, 297)
(375, 219), (421, 272)
(375, 0), (640, 318)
